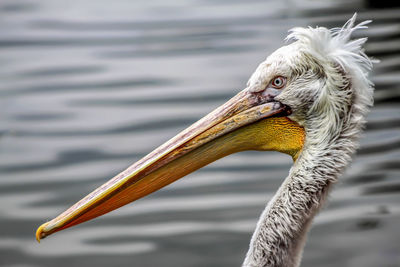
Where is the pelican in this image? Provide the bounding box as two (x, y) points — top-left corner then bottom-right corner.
(36, 14), (374, 267)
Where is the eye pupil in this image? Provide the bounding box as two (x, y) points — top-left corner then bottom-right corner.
(272, 76), (285, 88)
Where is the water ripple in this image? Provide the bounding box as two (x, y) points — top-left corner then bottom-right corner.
(1, 1), (400, 267)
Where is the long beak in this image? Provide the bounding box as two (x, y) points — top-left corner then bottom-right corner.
(36, 88), (297, 242)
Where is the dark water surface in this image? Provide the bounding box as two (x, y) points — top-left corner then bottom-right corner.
(1, 0), (399, 266)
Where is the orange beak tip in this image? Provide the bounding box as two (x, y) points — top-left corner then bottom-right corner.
(36, 223), (48, 243)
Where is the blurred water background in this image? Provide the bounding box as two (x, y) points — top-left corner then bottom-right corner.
(1, 0), (399, 266)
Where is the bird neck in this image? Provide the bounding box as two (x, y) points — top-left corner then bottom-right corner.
(243, 118), (360, 267)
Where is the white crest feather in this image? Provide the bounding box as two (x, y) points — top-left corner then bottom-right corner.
(285, 13), (375, 117)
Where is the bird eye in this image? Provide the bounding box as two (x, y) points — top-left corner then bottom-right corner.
(271, 76), (286, 89)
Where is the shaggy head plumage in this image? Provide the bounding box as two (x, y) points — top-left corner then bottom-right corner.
(286, 13), (374, 128)
(247, 13), (375, 145)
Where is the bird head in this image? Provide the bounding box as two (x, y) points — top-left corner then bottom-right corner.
(36, 14), (374, 241)
(248, 14), (374, 138)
